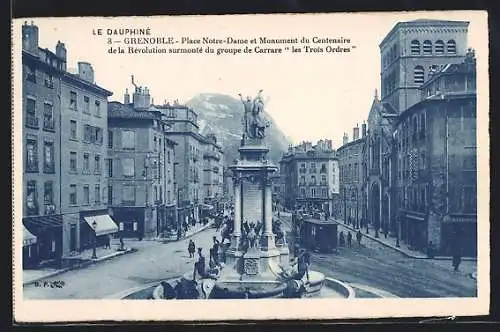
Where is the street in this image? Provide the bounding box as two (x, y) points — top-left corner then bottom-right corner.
(279, 213), (477, 298)
(24, 214), (477, 299)
(23, 228), (219, 299)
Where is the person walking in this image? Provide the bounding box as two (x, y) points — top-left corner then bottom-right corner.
(452, 252), (462, 272)
(211, 236), (220, 265)
(193, 248), (206, 280)
(339, 231), (345, 247)
(104, 235), (111, 249)
(347, 232), (352, 248)
(188, 239), (196, 258)
(356, 230), (362, 247)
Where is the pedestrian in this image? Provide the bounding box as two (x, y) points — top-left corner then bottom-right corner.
(384, 228), (388, 239)
(104, 235), (111, 249)
(119, 235), (125, 251)
(211, 236), (220, 265)
(427, 241), (436, 259)
(452, 252), (462, 272)
(339, 231), (345, 247)
(356, 230), (362, 247)
(193, 248), (206, 280)
(347, 232), (352, 248)
(188, 239), (196, 258)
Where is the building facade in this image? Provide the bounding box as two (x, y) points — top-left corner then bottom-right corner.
(107, 85), (177, 239)
(156, 103), (223, 226)
(338, 124), (367, 228)
(394, 53), (477, 256)
(21, 21), (114, 267)
(281, 140), (339, 215)
(201, 133), (224, 211)
(60, 62), (113, 257)
(22, 21), (63, 267)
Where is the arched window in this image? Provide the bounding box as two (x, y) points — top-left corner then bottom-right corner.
(414, 66), (425, 84)
(447, 40), (456, 54)
(423, 40), (432, 55)
(411, 40), (420, 55)
(435, 40), (445, 54)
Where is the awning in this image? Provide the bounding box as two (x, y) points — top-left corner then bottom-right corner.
(84, 215), (118, 236)
(23, 224), (37, 246)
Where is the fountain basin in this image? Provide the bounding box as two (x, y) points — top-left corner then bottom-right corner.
(211, 281), (287, 299)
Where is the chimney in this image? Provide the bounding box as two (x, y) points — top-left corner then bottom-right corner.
(144, 87), (151, 108)
(362, 122), (367, 138)
(342, 133), (349, 146)
(77, 62), (95, 83)
(22, 21), (39, 54)
(353, 124), (360, 140)
(124, 88), (130, 104)
(55, 41), (67, 70)
(327, 139), (332, 150)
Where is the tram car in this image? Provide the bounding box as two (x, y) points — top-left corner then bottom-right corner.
(299, 218), (338, 253)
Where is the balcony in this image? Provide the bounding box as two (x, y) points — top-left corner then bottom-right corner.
(43, 162), (55, 174)
(25, 116), (39, 129)
(26, 202), (39, 216)
(43, 118), (55, 132)
(44, 203), (56, 215)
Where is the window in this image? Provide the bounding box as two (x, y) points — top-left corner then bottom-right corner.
(320, 163), (327, 173)
(410, 40), (420, 55)
(414, 66), (425, 84)
(300, 187), (305, 197)
(107, 185), (113, 205)
(43, 141), (55, 173)
(108, 130), (113, 148)
(167, 151), (171, 163)
(83, 96), (90, 113)
(26, 98), (38, 128)
(435, 40), (445, 54)
(83, 185), (90, 205)
(83, 153), (90, 173)
(321, 174), (327, 185)
(43, 102), (54, 131)
(122, 130), (135, 149)
(423, 40), (432, 55)
(310, 162), (316, 173)
(322, 188), (327, 198)
(154, 136), (157, 151)
(26, 65), (36, 83)
(44, 74), (54, 88)
(70, 151), (77, 172)
(122, 185), (135, 204)
(44, 181), (54, 214)
(94, 155), (101, 174)
(70, 120), (77, 139)
(26, 180), (38, 215)
(300, 176), (305, 185)
(84, 125), (103, 144)
(122, 158), (135, 177)
(26, 137), (38, 172)
(94, 100), (101, 116)
(311, 188), (316, 197)
(69, 184), (77, 205)
(447, 40), (456, 54)
(95, 184), (101, 204)
(70, 91), (77, 110)
(107, 159), (113, 177)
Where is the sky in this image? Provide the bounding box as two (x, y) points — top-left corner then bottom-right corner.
(13, 11), (487, 148)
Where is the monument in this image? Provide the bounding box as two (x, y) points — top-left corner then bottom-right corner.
(211, 91), (299, 298)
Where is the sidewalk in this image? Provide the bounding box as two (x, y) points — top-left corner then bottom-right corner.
(23, 244), (137, 286)
(159, 221), (214, 243)
(332, 218), (476, 261)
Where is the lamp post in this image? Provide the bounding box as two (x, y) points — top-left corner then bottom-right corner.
(92, 220), (97, 259)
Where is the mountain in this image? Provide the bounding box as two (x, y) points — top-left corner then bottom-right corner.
(186, 93), (291, 168)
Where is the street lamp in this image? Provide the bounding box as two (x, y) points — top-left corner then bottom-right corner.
(92, 220), (97, 259)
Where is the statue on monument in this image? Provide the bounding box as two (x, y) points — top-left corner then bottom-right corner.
(238, 90), (270, 140)
(242, 221), (263, 251)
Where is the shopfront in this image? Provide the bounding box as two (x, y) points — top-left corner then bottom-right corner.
(23, 215), (63, 266)
(81, 213), (119, 248)
(22, 224), (38, 269)
(111, 207), (145, 238)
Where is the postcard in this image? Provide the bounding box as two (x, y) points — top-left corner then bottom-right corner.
(11, 10), (489, 322)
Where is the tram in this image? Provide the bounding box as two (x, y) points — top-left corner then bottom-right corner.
(292, 212), (337, 253)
